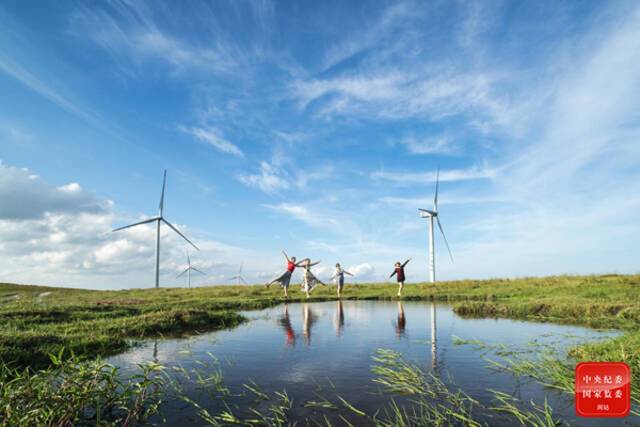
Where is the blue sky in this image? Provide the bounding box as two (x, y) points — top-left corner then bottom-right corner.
(1, 0), (639, 289)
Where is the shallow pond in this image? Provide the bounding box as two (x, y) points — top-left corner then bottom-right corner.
(108, 301), (624, 426)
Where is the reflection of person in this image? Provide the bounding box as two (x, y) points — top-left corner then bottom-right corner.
(331, 263), (353, 297)
(334, 300), (345, 337)
(394, 301), (406, 338)
(302, 303), (317, 345)
(390, 258), (411, 297)
(278, 304), (295, 347)
(301, 258), (325, 298)
(266, 250), (304, 298)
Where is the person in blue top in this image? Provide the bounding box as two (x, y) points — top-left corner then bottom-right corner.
(331, 263), (353, 297)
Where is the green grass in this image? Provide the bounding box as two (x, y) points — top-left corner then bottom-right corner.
(1, 274), (640, 404)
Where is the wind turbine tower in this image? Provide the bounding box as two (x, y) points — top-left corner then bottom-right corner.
(177, 249), (206, 288)
(418, 168), (454, 283)
(113, 170), (199, 288)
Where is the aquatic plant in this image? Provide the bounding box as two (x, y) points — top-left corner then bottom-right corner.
(0, 350), (168, 426)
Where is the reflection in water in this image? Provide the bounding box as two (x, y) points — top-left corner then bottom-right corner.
(152, 339), (159, 364)
(278, 304), (296, 347)
(302, 303), (317, 345)
(394, 301), (406, 338)
(430, 302), (437, 369)
(108, 301), (619, 427)
(334, 300), (345, 337)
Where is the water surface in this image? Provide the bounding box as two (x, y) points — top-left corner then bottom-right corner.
(108, 301), (622, 426)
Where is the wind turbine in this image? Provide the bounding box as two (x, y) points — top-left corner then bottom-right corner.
(177, 249), (206, 288)
(229, 262), (248, 285)
(418, 167), (454, 283)
(112, 170), (199, 288)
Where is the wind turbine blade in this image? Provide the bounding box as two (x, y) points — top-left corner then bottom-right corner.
(162, 218), (199, 250)
(176, 268), (189, 278)
(434, 166), (440, 211)
(187, 249), (191, 266)
(191, 267), (206, 275)
(239, 262), (243, 275)
(112, 217), (159, 232)
(159, 170), (167, 215)
(436, 217), (454, 263)
(240, 277), (248, 285)
(229, 275), (240, 280)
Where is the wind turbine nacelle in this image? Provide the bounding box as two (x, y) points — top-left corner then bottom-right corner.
(419, 209), (436, 218)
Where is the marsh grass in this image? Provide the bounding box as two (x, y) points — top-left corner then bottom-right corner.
(456, 336), (640, 418)
(0, 346), (594, 426)
(370, 349), (567, 427)
(0, 351), (168, 426)
(1, 274), (639, 371)
(2, 274), (640, 424)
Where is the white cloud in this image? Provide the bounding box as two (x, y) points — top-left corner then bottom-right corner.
(291, 68), (514, 136)
(320, 1), (414, 71)
(0, 164), (108, 220)
(398, 134), (457, 155)
(378, 194), (508, 208)
(0, 162), (276, 289)
(238, 161), (289, 194)
(264, 203), (339, 229)
(0, 55), (108, 132)
(179, 125), (243, 157)
(347, 263), (375, 279)
(372, 165), (497, 185)
(0, 123), (34, 144)
(69, 2), (243, 77)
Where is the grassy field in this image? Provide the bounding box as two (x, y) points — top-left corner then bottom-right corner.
(1, 274), (639, 425)
(1, 274), (639, 368)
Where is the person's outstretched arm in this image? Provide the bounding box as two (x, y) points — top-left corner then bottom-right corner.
(402, 258), (412, 267)
(345, 271), (354, 276)
(282, 250), (290, 263)
(309, 260), (321, 267)
(390, 270), (397, 278)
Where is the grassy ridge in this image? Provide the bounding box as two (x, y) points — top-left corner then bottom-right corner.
(1, 274), (639, 371)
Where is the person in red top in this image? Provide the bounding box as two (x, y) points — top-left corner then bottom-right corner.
(266, 250), (304, 298)
(390, 258), (411, 297)
(278, 304), (295, 347)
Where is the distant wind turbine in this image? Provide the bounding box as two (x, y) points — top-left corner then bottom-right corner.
(418, 167), (454, 283)
(229, 262), (248, 285)
(177, 249), (206, 288)
(112, 170), (199, 288)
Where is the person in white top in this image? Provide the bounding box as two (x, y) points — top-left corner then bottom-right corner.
(300, 258), (325, 298)
(331, 263), (353, 297)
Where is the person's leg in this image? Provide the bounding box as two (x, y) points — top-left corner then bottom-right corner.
(307, 280), (315, 296)
(282, 273), (291, 298)
(267, 272), (284, 287)
(307, 278), (315, 298)
(397, 281), (404, 297)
